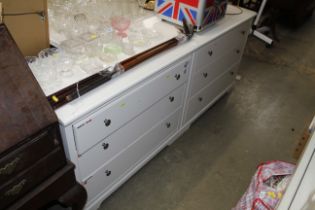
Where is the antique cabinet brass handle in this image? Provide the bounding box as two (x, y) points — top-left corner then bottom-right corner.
(5, 179), (27, 196)
(0, 157), (20, 175)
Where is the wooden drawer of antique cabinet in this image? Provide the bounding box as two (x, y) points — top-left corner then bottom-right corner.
(84, 108), (181, 204)
(185, 64), (239, 124)
(0, 125), (60, 184)
(0, 147), (66, 209)
(194, 20), (250, 70)
(73, 57), (190, 155)
(78, 85), (185, 180)
(189, 49), (241, 98)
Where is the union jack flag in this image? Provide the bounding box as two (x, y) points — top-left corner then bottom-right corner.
(156, 0), (200, 26)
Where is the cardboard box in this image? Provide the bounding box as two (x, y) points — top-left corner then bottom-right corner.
(155, 0), (228, 31)
(0, 0), (49, 56)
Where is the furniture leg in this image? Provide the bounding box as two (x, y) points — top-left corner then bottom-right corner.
(58, 183), (87, 210)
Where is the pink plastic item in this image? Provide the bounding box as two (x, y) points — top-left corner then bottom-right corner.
(111, 16), (131, 38)
(233, 161), (295, 210)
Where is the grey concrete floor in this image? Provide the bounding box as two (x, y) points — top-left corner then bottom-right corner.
(98, 17), (315, 210)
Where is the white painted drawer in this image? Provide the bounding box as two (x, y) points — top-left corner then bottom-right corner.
(194, 20), (250, 70)
(78, 85), (186, 179)
(190, 48), (241, 98)
(73, 58), (190, 155)
(185, 63), (239, 124)
(84, 108), (181, 204)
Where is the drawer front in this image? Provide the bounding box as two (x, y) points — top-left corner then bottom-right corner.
(73, 58), (190, 155)
(190, 48), (241, 97)
(0, 147), (66, 209)
(0, 125), (60, 184)
(78, 85), (186, 179)
(185, 64), (239, 124)
(84, 108), (181, 204)
(194, 20), (250, 70)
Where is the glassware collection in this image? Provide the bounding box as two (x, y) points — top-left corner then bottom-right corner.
(27, 0), (168, 96)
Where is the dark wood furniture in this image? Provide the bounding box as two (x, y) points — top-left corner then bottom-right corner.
(271, 0), (315, 26)
(0, 23), (87, 210)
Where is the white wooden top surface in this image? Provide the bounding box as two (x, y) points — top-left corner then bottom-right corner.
(277, 130), (315, 210)
(55, 5), (256, 126)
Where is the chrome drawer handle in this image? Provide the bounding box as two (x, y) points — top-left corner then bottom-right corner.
(105, 170), (111, 176)
(169, 96), (175, 102)
(0, 157), (20, 176)
(166, 122), (171, 128)
(5, 179), (26, 196)
(203, 72), (208, 78)
(104, 119), (111, 127)
(198, 97), (203, 102)
(174, 74), (181, 80)
(208, 50), (213, 56)
(102, 143), (109, 150)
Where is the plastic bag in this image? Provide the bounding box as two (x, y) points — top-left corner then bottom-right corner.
(233, 161), (295, 210)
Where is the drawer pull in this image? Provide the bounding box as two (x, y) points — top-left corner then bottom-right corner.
(184, 62), (189, 68)
(236, 49), (240, 54)
(198, 97), (203, 102)
(241, 30), (246, 35)
(5, 179), (26, 196)
(230, 71), (235, 76)
(53, 138), (59, 146)
(203, 72), (208, 78)
(0, 157), (20, 176)
(169, 96), (175, 102)
(102, 143), (109, 150)
(174, 74), (181, 80)
(104, 119), (111, 127)
(105, 170), (111, 176)
(166, 122), (171, 128)
(208, 50), (213, 56)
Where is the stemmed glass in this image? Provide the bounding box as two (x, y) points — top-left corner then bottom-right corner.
(110, 16), (131, 38)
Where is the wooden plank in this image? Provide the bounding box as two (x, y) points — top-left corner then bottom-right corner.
(293, 115), (315, 160)
(0, 24), (56, 155)
(0, 3), (3, 23)
(293, 128), (311, 160)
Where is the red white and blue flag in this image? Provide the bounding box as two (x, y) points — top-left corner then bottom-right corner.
(156, 0), (200, 26)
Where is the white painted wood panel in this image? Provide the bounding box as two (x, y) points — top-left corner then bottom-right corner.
(184, 63), (239, 124)
(73, 59), (190, 154)
(78, 85), (186, 179)
(190, 49), (241, 98)
(193, 20), (250, 70)
(84, 108), (181, 205)
(277, 132), (315, 210)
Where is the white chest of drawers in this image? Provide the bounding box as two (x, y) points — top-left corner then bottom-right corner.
(55, 6), (256, 210)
